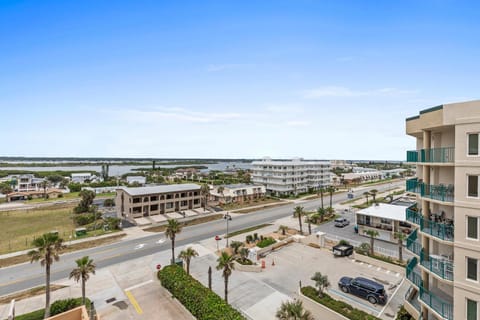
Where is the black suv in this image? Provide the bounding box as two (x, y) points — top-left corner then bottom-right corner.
(338, 277), (388, 305)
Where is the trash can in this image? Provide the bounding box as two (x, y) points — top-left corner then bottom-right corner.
(75, 228), (87, 237)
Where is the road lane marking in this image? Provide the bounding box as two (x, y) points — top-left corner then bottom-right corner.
(134, 244), (146, 250)
(125, 280), (153, 291)
(156, 239), (165, 244)
(125, 290), (143, 314)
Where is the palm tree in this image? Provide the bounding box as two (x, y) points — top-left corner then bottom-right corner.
(307, 216), (312, 235)
(370, 189), (378, 203)
(395, 232), (407, 262)
(28, 233), (65, 319)
(165, 219), (182, 265)
(178, 247), (198, 275)
(363, 191), (370, 204)
(278, 225), (289, 236)
(326, 186), (336, 208)
(216, 251), (235, 303)
(326, 206), (335, 218)
(317, 207), (326, 223)
(276, 299), (314, 320)
(293, 206), (305, 235)
(311, 272), (330, 298)
(318, 187), (326, 209)
(239, 247), (249, 262)
(69, 256), (96, 305)
(229, 241), (243, 255)
(364, 229), (379, 256)
(217, 186), (225, 204)
(200, 184), (210, 211)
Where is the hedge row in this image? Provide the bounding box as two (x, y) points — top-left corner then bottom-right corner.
(14, 298), (91, 320)
(301, 286), (381, 320)
(158, 265), (245, 320)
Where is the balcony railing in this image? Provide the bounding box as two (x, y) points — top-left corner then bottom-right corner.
(405, 179), (454, 203)
(419, 286), (453, 320)
(406, 257), (423, 288)
(406, 205), (421, 226)
(406, 147), (455, 163)
(419, 250), (454, 281)
(420, 218), (454, 242)
(406, 229), (422, 256)
(421, 183), (454, 202)
(406, 178), (421, 193)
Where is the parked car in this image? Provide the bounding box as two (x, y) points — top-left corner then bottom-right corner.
(332, 243), (354, 257)
(338, 277), (388, 305)
(334, 217), (350, 227)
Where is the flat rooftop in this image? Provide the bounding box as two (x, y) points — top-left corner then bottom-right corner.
(356, 203), (407, 222)
(117, 183), (200, 196)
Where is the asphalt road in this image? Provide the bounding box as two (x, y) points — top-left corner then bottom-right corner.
(0, 180), (404, 297)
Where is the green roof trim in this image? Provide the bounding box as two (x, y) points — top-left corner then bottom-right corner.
(406, 104), (443, 121)
(419, 105), (443, 114)
(406, 115), (420, 121)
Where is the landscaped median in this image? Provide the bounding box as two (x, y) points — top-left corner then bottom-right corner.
(300, 286), (381, 320)
(158, 265), (245, 320)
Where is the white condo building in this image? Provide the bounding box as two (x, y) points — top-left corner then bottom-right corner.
(251, 158), (331, 196)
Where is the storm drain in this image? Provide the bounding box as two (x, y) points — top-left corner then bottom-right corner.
(105, 297), (116, 304)
(113, 301), (129, 310)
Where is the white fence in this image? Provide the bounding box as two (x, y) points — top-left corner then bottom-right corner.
(324, 234), (399, 258)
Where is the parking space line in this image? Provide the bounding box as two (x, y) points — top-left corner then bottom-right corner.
(125, 279), (153, 291)
(125, 290), (143, 314)
(328, 288), (380, 315)
(378, 278), (404, 317)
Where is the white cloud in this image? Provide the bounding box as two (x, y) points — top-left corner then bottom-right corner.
(119, 107), (243, 124)
(303, 86), (418, 99)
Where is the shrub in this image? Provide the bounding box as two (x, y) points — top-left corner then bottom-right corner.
(158, 265), (245, 320)
(236, 258), (253, 265)
(74, 213), (97, 226)
(395, 306), (414, 320)
(68, 183), (82, 192)
(246, 235), (253, 243)
(256, 237), (276, 248)
(356, 243), (371, 255)
(51, 298), (91, 315)
(15, 298), (90, 320)
(338, 239), (350, 246)
(253, 233), (258, 241)
(301, 286), (380, 320)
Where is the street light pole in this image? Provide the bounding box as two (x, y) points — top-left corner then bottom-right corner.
(224, 212), (232, 248)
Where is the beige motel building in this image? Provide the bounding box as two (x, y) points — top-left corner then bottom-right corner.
(404, 100), (480, 320)
(115, 184), (202, 220)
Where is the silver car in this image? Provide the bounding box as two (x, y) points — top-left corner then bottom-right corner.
(334, 217), (350, 227)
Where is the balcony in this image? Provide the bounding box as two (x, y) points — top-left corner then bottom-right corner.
(406, 205), (421, 225)
(419, 286), (453, 320)
(406, 179), (454, 203)
(406, 178), (421, 193)
(404, 286), (421, 318)
(406, 229), (422, 256)
(421, 184), (454, 203)
(419, 218), (454, 242)
(419, 250), (454, 281)
(406, 147), (455, 163)
(406, 257), (423, 288)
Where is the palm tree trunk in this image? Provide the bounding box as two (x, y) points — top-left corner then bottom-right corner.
(186, 259), (190, 275)
(82, 278), (86, 305)
(308, 219), (311, 235)
(398, 239), (403, 262)
(45, 263), (51, 318)
(224, 275), (229, 303)
(370, 237), (374, 256)
(329, 193), (332, 208)
(171, 237), (175, 265)
(320, 192), (324, 209)
(298, 215), (303, 235)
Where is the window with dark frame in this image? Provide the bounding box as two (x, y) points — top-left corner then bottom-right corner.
(469, 133), (479, 156)
(467, 299), (477, 320)
(467, 216), (479, 239)
(467, 257), (478, 281)
(468, 175), (479, 197)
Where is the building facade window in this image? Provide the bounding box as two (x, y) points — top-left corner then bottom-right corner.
(467, 257), (478, 281)
(468, 133), (479, 156)
(467, 299), (478, 320)
(468, 175), (479, 197)
(467, 216), (479, 239)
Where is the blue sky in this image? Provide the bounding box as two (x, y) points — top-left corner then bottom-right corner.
(1, 0), (479, 160)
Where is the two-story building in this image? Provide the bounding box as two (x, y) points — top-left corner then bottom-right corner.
(115, 184), (202, 220)
(209, 184), (266, 204)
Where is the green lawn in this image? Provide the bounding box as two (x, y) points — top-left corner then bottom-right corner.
(0, 207), (77, 254)
(24, 191), (115, 204)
